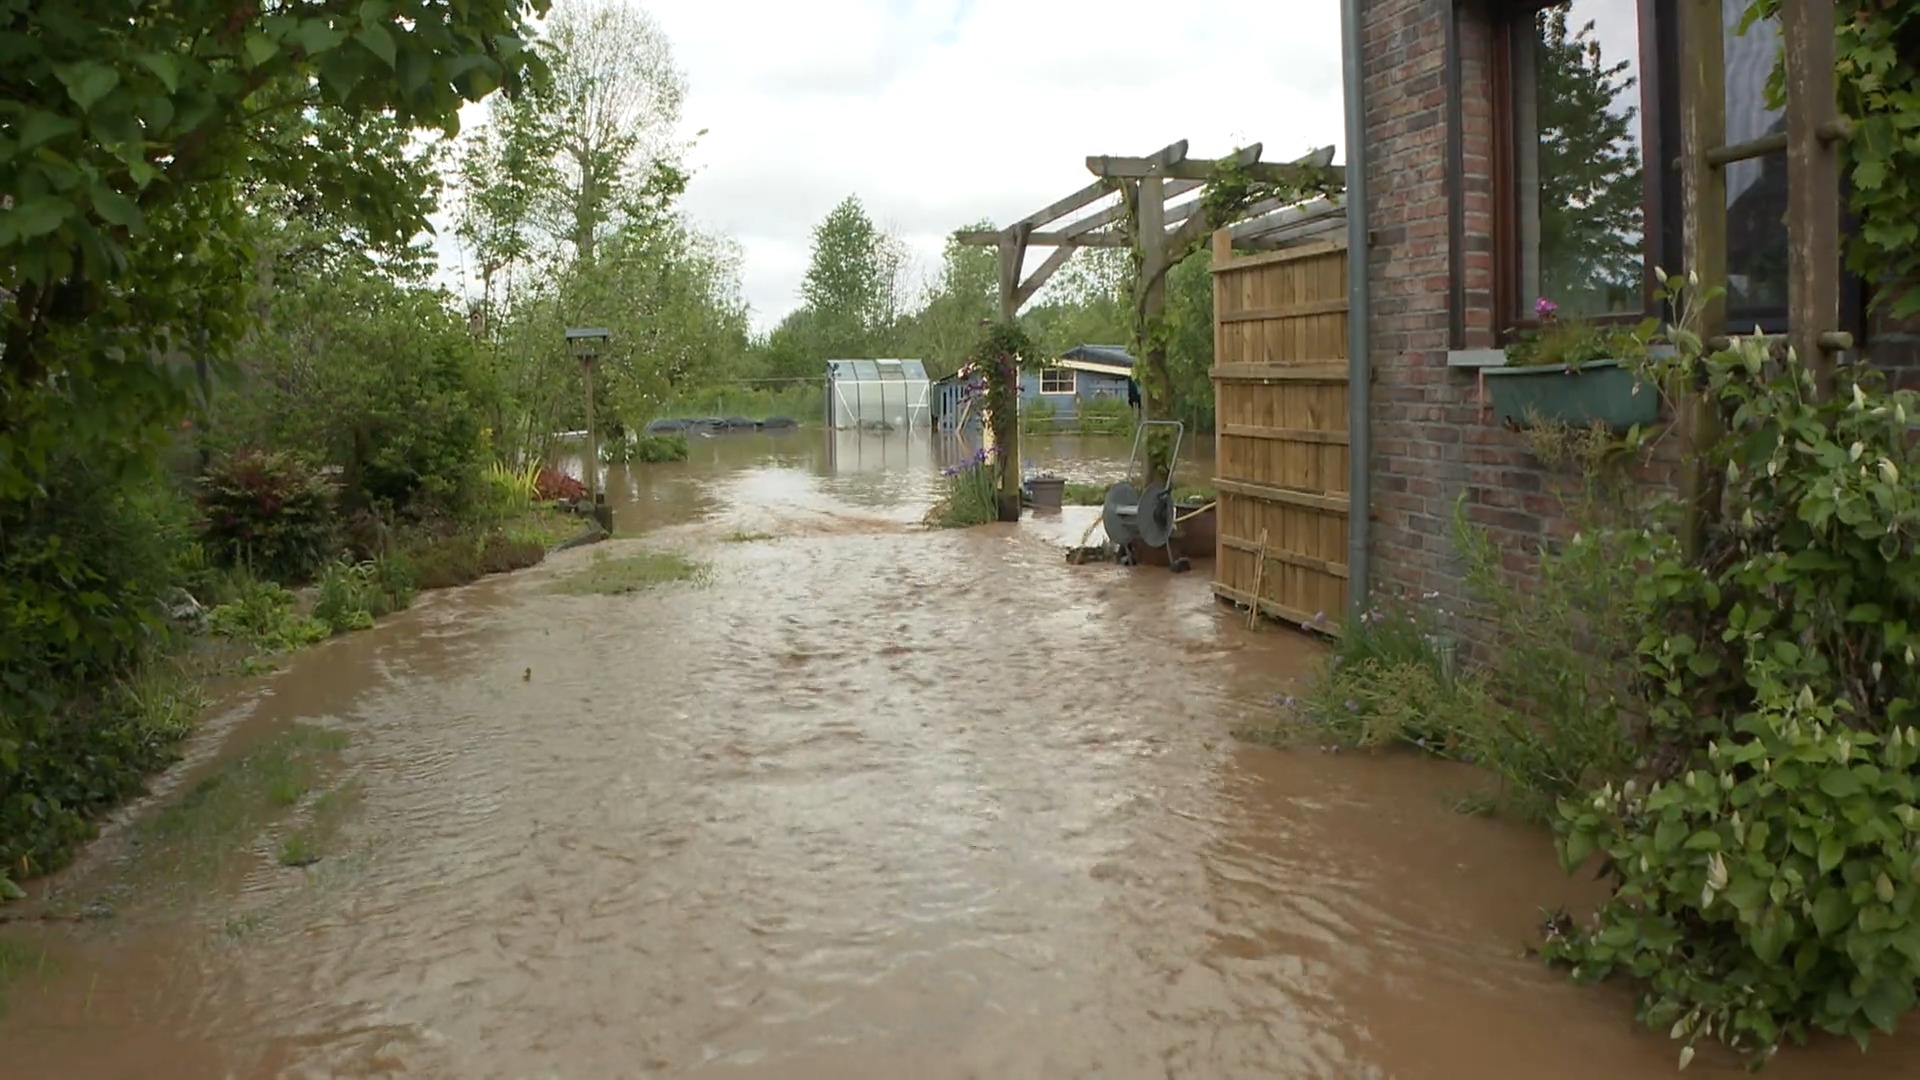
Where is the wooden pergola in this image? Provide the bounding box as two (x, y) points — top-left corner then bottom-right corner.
(954, 140), (1342, 512)
(955, 140), (1341, 323)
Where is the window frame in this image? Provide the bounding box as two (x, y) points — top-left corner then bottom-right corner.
(1488, 0), (1667, 338)
(1452, 0), (1861, 347)
(1038, 365), (1077, 396)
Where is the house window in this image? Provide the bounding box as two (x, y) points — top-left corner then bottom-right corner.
(1719, 1), (1790, 322)
(1506, 0), (1651, 325)
(1039, 366), (1075, 395)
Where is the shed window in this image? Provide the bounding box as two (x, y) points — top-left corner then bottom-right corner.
(1039, 366), (1076, 395)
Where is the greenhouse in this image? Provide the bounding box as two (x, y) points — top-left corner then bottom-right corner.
(824, 358), (932, 431)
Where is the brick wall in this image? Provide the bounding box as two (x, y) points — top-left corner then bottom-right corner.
(1359, 0), (1916, 656)
(1360, 0), (1673, 656)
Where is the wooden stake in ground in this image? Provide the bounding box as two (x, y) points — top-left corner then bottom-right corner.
(1247, 527), (1270, 629)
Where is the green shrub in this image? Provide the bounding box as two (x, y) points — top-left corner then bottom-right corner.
(1062, 482), (1108, 506)
(1548, 683), (1920, 1067)
(211, 269), (492, 519)
(633, 433), (689, 463)
(1, 456), (204, 881)
(1077, 397), (1134, 435)
(206, 576), (330, 651)
(1021, 398), (1057, 434)
(198, 450), (340, 583)
(1540, 283), (1920, 1061)
(312, 555), (415, 633)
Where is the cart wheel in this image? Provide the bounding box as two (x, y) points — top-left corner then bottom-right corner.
(1170, 557), (1192, 574)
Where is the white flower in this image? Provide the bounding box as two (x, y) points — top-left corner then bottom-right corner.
(1880, 459), (1900, 485)
(1851, 441), (1866, 462)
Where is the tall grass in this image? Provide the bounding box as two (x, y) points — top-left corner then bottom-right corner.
(930, 452), (999, 528)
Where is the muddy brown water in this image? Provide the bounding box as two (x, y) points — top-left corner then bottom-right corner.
(5, 430), (1919, 1078)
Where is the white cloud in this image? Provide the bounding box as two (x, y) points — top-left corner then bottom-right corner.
(436, 0), (1347, 333)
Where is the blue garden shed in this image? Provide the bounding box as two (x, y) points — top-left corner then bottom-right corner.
(932, 345), (1138, 433)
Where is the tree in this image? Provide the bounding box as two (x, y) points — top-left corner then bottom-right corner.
(1530, 7), (1644, 315)
(899, 222), (999, 376)
(535, 0), (691, 264)
(799, 195), (906, 358)
(0, 0), (547, 502)
(454, 93), (562, 319)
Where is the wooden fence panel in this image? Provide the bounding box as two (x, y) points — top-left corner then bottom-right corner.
(1209, 233), (1350, 631)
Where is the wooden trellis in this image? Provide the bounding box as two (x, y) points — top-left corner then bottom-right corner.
(953, 141), (1340, 515)
(1675, 0), (1847, 549)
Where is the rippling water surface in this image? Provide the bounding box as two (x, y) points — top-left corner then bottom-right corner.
(5, 431), (1917, 1078)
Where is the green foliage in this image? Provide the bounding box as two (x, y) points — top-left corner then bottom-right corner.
(930, 452), (999, 529)
(0, 0), (546, 521)
(206, 577), (330, 652)
(626, 434), (690, 463)
(1536, 276), (1920, 1060)
(1063, 482), (1109, 506)
(969, 321), (1031, 494)
(1504, 306), (1659, 367)
(1021, 397), (1057, 434)
(212, 267), (492, 518)
(1548, 689), (1920, 1066)
(1076, 397), (1136, 436)
(797, 195), (907, 362)
(312, 557), (415, 633)
(1631, 330), (1920, 763)
(197, 450), (340, 583)
(1743, 0), (1920, 318)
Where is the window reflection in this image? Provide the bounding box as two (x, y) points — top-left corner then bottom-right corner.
(1723, 1), (1788, 317)
(1514, 0), (1646, 320)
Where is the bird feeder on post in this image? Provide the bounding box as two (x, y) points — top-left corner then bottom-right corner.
(565, 327), (613, 535)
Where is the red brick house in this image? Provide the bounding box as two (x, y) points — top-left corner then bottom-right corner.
(1345, 0), (1919, 630)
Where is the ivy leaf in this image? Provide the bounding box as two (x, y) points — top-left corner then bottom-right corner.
(18, 111), (80, 151)
(1819, 834), (1847, 875)
(1862, 979), (1915, 1034)
(357, 23), (398, 67)
(89, 183), (142, 232)
(137, 53), (181, 93)
(1812, 887), (1853, 934)
(297, 19), (350, 55)
(244, 33), (279, 68)
(6, 196), (73, 239)
(56, 62), (121, 112)
(1855, 159), (1889, 191)
(1821, 769), (1866, 800)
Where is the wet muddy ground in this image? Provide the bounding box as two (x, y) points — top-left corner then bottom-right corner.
(4, 431), (1918, 1078)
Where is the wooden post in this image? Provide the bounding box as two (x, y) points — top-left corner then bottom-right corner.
(581, 356), (598, 505)
(1676, 0), (1729, 558)
(1137, 174), (1173, 485)
(993, 229), (1027, 521)
(1781, 0), (1842, 399)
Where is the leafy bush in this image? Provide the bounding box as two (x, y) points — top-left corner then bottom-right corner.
(1, 456), (206, 880)
(1021, 397), (1057, 434)
(312, 556), (415, 633)
(633, 433), (690, 463)
(198, 450), (340, 583)
(1548, 683), (1920, 1066)
(1077, 397), (1135, 435)
(1630, 334), (1920, 761)
(1538, 283), (1920, 1060)
(534, 466), (586, 502)
(212, 270), (492, 518)
(206, 576), (331, 651)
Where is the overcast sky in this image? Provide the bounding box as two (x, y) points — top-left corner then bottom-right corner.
(438, 0), (1347, 333)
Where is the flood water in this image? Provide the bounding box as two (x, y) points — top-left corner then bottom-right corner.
(5, 429), (1918, 1078)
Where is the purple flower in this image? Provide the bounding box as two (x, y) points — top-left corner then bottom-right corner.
(1345, 699), (1359, 712)
(1535, 296), (1559, 319)
(1312, 611), (1326, 624)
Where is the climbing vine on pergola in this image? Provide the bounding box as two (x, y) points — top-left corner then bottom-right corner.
(956, 140), (1345, 496)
